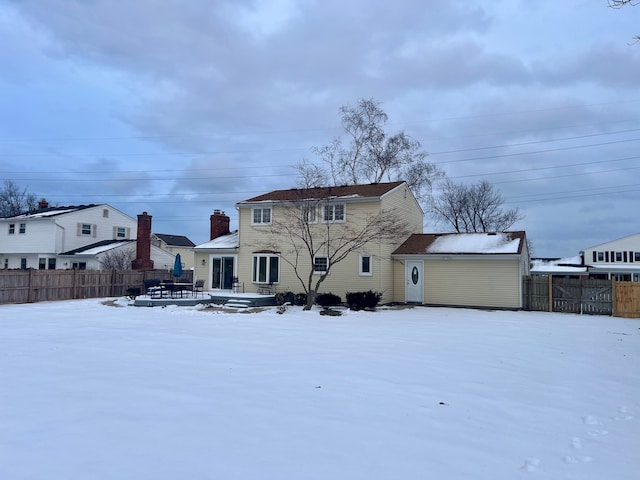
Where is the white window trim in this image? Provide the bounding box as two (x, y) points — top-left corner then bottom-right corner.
(252, 254), (280, 284)
(251, 207), (272, 226)
(359, 254), (373, 276)
(322, 203), (346, 223)
(313, 255), (329, 274)
(302, 204), (318, 224)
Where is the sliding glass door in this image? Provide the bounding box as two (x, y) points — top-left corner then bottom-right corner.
(211, 256), (235, 290)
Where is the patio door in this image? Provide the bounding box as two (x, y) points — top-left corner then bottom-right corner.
(211, 256), (235, 290)
(406, 260), (424, 303)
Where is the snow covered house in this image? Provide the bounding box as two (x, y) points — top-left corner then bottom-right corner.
(193, 182), (530, 308)
(392, 232), (529, 309)
(0, 203), (137, 270)
(582, 233), (640, 282)
(58, 239), (176, 271)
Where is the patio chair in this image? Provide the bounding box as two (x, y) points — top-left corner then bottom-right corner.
(144, 279), (162, 298)
(163, 280), (176, 298)
(193, 279), (204, 297)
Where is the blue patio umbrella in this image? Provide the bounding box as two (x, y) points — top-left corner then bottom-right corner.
(173, 253), (183, 278)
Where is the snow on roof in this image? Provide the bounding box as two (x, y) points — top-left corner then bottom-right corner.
(194, 231), (239, 250)
(427, 232), (521, 254)
(5, 205), (98, 219)
(530, 256), (587, 274)
(74, 241), (133, 255)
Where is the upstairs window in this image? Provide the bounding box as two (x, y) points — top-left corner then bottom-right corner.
(302, 204), (317, 223)
(103, 209), (109, 218)
(115, 227), (127, 239)
(597, 251), (604, 262)
(323, 203), (345, 223)
(19, 223), (26, 234)
(78, 223), (96, 237)
(252, 207), (272, 225)
(8, 224), (15, 235)
(635, 252), (640, 262)
(615, 252), (623, 262)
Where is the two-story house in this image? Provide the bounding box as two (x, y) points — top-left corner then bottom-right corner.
(193, 181), (530, 309)
(0, 203), (136, 270)
(194, 182), (422, 304)
(582, 233), (640, 281)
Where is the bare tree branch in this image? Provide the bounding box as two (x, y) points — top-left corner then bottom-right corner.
(429, 180), (522, 233)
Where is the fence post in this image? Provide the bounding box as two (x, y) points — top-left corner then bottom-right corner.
(548, 275), (553, 312)
(612, 279), (616, 317)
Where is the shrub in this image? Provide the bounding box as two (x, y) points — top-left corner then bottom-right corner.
(293, 293), (307, 306)
(275, 291), (307, 306)
(315, 292), (342, 308)
(346, 290), (382, 311)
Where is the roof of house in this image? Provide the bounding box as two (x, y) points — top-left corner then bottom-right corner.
(530, 256), (587, 274)
(239, 181), (406, 203)
(194, 231), (239, 250)
(393, 231), (527, 255)
(2, 204), (100, 220)
(153, 233), (195, 247)
(60, 239), (134, 256)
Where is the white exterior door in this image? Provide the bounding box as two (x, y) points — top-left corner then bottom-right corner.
(406, 260), (424, 303)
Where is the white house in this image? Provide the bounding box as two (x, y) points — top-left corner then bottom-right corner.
(0, 203), (136, 270)
(59, 239), (177, 271)
(582, 233), (640, 281)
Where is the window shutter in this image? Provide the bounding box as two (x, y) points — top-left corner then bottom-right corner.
(113, 226), (117, 239)
(126, 227), (130, 239)
(92, 224), (97, 237)
(77, 223), (82, 236)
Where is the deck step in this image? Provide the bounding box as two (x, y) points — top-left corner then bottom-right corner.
(224, 299), (252, 309)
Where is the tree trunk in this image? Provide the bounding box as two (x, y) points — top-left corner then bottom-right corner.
(303, 289), (317, 310)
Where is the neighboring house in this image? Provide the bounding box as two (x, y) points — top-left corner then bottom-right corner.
(0, 203), (136, 270)
(392, 232), (530, 309)
(530, 256), (587, 279)
(152, 233), (196, 271)
(582, 233), (640, 282)
(58, 239), (176, 271)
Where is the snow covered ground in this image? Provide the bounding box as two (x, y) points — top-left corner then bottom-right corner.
(0, 299), (638, 480)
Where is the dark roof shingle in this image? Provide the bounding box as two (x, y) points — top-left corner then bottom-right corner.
(240, 181), (405, 203)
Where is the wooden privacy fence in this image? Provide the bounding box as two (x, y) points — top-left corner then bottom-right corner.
(0, 269), (192, 305)
(523, 276), (640, 318)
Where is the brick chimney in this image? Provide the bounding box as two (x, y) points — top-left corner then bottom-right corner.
(210, 209), (230, 240)
(132, 212), (154, 270)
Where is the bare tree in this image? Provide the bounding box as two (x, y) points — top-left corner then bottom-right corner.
(429, 179), (522, 233)
(100, 247), (135, 270)
(608, 0), (639, 42)
(299, 98), (443, 202)
(264, 190), (413, 310)
(0, 180), (38, 217)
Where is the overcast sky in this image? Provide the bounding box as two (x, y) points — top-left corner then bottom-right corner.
(1, 0), (638, 257)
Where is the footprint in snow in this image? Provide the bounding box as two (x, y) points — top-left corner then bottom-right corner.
(570, 437), (582, 449)
(582, 415), (600, 425)
(612, 405), (633, 421)
(563, 455), (593, 464)
(521, 458), (540, 472)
